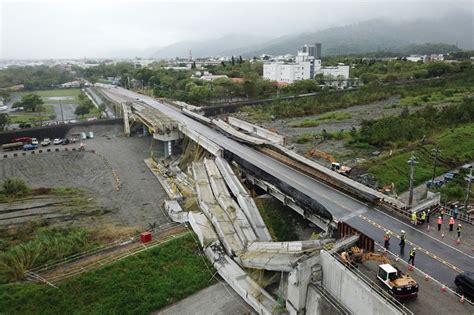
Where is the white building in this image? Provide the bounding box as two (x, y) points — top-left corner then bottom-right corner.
(315, 64), (350, 80)
(406, 55), (428, 63)
(263, 61), (311, 83)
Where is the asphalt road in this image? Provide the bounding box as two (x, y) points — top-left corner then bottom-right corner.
(101, 86), (474, 289)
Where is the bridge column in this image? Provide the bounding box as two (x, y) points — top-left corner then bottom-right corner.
(164, 141), (173, 158)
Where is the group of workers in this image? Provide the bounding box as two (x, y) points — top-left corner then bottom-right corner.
(383, 230), (416, 265)
(382, 205), (465, 267)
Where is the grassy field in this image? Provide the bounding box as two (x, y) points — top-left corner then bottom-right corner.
(0, 233), (215, 314)
(366, 123), (474, 193)
(8, 104), (55, 124)
(20, 88), (81, 98)
(290, 112), (352, 128)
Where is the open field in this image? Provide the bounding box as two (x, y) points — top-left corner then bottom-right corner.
(0, 124), (168, 228)
(0, 233), (215, 315)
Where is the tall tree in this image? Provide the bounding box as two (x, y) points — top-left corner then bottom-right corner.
(0, 113), (10, 131)
(13, 93), (44, 112)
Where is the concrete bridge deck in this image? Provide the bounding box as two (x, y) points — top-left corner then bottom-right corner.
(99, 86), (473, 288)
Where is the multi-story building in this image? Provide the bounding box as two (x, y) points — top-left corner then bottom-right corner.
(315, 64), (350, 80)
(263, 61), (311, 83)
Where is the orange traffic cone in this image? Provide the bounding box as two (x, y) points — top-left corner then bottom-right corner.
(441, 232), (445, 238)
(456, 238), (461, 244)
(427, 225), (430, 231)
(441, 285), (447, 292)
(395, 256), (399, 262)
(460, 295), (465, 304)
(408, 264), (414, 271)
(424, 274), (429, 281)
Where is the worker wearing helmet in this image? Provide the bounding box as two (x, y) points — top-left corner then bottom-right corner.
(399, 230), (406, 251)
(408, 247), (416, 266)
(457, 224), (462, 238)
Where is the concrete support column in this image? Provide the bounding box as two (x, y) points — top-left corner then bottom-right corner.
(164, 140), (173, 157)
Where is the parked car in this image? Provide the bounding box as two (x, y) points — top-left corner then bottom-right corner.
(53, 138), (62, 145)
(0, 105), (8, 111)
(31, 138), (38, 145)
(12, 137), (32, 143)
(444, 172), (458, 181)
(455, 272), (474, 298)
(61, 139), (70, 145)
(41, 138), (51, 146)
(426, 179), (445, 188)
(22, 144), (38, 151)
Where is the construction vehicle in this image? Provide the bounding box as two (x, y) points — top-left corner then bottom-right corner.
(341, 247), (418, 299)
(1, 142), (24, 151)
(307, 149), (352, 176)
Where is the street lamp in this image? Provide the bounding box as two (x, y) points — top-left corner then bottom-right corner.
(431, 145), (441, 184)
(407, 153), (418, 206)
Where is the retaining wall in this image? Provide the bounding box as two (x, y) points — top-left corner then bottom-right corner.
(0, 119), (122, 145)
(320, 250), (403, 315)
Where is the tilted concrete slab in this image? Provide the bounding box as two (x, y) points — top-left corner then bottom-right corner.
(237, 251), (305, 272)
(247, 239), (334, 254)
(205, 242), (277, 315)
(188, 211), (218, 247)
(204, 158), (257, 245)
(193, 162), (245, 256)
(227, 116), (286, 145)
(215, 157), (272, 241)
(213, 119), (267, 145)
(179, 125), (222, 157)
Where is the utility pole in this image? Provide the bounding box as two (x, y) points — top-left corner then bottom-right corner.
(407, 153), (418, 206)
(59, 101), (65, 123)
(431, 145), (441, 184)
(464, 167), (473, 211)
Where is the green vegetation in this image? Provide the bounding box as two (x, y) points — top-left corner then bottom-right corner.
(0, 234), (214, 314)
(0, 65), (74, 89)
(1, 177), (29, 196)
(72, 90), (102, 119)
(244, 65), (473, 122)
(0, 113), (9, 131)
(0, 227), (92, 282)
(256, 198), (298, 241)
(366, 123), (474, 192)
(351, 97), (474, 147)
(295, 132), (316, 144)
(291, 112), (352, 128)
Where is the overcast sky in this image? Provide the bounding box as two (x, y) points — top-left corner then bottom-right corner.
(0, 0), (472, 59)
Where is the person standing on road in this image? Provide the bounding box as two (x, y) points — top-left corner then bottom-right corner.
(440, 207), (445, 220)
(399, 230), (406, 252)
(454, 205), (459, 219)
(437, 216), (442, 231)
(426, 209), (431, 223)
(449, 216), (455, 231)
(421, 211), (426, 224)
(384, 232), (390, 249)
(408, 247), (416, 266)
(411, 212), (417, 225)
(457, 224), (462, 238)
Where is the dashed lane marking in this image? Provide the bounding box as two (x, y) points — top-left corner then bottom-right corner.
(359, 214), (464, 274)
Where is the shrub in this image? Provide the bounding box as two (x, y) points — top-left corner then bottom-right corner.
(2, 177), (28, 196)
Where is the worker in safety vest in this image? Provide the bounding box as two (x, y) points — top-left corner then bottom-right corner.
(384, 232), (390, 249)
(408, 247), (416, 265)
(421, 211), (426, 224)
(437, 216), (442, 231)
(449, 216), (455, 231)
(411, 212), (417, 225)
(457, 224), (462, 238)
(399, 230), (406, 251)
